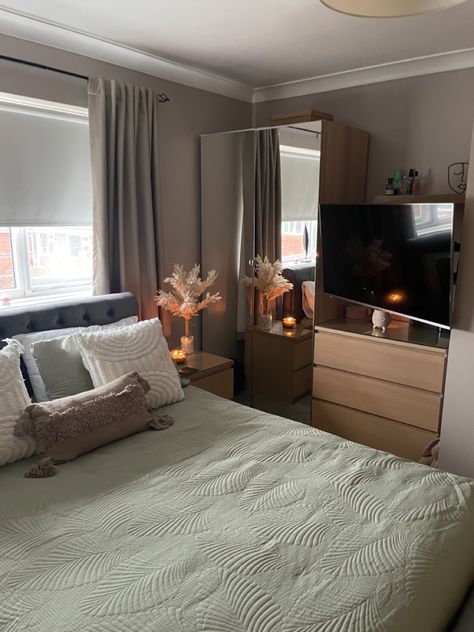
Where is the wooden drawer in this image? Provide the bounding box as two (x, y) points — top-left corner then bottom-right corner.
(314, 331), (446, 393)
(294, 338), (313, 370)
(312, 399), (436, 462)
(313, 366), (441, 432)
(192, 368), (234, 400)
(293, 365), (312, 400)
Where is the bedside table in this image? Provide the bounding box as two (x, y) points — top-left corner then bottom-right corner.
(181, 352), (234, 400)
(245, 321), (313, 404)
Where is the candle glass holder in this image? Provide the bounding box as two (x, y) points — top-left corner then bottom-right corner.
(170, 349), (186, 365)
(283, 316), (296, 329)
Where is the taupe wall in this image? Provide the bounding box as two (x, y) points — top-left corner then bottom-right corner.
(439, 120), (474, 478)
(255, 70), (474, 201)
(0, 34), (252, 343)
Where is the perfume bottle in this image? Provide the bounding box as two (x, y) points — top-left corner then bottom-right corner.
(412, 170), (421, 195)
(400, 176), (409, 195)
(393, 169), (404, 195)
(407, 169), (415, 195)
(385, 177), (395, 196)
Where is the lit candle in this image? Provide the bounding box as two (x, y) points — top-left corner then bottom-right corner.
(283, 316), (296, 329)
(170, 349), (186, 365)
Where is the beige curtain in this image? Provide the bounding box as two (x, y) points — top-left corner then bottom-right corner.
(88, 77), (160, 319)
(254, 128), (282, 320)
(254, 128), (282, 262)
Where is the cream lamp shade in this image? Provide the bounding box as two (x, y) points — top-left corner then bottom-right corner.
(320, 0), (467, 17)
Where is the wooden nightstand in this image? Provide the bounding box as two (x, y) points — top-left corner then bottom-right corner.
(245, 321), (313, 404)
(181, 352), (234, 400)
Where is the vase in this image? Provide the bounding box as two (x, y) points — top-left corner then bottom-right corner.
(258, 313), (272, 331)
(181, 335), (194, 355)
(181, 319), (194, 355)
(257, 295), (273, 331)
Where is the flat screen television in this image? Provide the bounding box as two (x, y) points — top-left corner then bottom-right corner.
(319, 203), (454, 329)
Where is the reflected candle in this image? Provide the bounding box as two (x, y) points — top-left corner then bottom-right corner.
(283, 316), (296, 329)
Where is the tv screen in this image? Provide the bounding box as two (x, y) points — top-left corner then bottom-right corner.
(319, 203), (454, 329)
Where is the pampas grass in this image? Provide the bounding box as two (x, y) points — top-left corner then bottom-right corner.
(242, 255), (293, 305)
(156, 264), (222, 336)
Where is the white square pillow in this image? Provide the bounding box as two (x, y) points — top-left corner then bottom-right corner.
(70, 318), (184, 409)
(0, 339), (35, 466)
(14, 316), (138, 402)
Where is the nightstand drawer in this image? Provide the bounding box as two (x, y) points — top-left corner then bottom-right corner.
(314, 331), (446, 393)
(312, 399), (436, 461)
(293, 365), (312, 399)
(294, 338), (313, 370)
(192, 368), (234, 400)
(313, 366), (441, 432)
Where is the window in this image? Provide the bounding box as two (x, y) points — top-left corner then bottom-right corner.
(282, 220), (318, 264)
(413, 204), (453, 236)
(0, 228), (15, 291)
(0, 93), (92, 307)
(0, 226), (92, 305)
(280, 144), (320, 265)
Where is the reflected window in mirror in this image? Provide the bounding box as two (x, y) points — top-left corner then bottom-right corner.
(280, 144), (320, 266)
(282, 220), (318, 265)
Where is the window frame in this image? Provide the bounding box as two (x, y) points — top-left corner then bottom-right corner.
(0, 225), (93, 303)
(281, 219), (318, 266)
(279, 144), (320, 267)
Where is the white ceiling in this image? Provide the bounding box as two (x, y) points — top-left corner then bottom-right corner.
(0, 0), (473, 102)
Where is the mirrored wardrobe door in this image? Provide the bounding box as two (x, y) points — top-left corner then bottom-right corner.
(201, 129), (256, 406)
(248, 123), (320, 423)
(200, 122), (321, 422)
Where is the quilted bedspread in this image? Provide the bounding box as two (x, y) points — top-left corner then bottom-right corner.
(0, 386), (473, 632)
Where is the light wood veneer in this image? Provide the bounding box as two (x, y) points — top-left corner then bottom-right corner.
(312, 323), (448, 461)
(185, 352), (234, 400)
(313, 365), (441, 432)
(312, 400), (436, 461)
(314, 331), (446, 393)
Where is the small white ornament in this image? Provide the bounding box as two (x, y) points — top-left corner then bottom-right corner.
(372, 309), (392, 331)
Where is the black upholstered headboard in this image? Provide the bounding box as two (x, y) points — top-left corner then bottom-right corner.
(0, 292), (139, 398)
(0, 292), (138, 342)
(282, 266), (315, 323)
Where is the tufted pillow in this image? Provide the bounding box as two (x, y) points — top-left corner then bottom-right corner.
(0, 340), (35, 466)
(14, 316), (138, 402)
(17, 373), (152, 467)
(68, 318), (184, 409)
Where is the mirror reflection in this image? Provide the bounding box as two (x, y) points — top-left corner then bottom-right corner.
(201, 122), (321, 423)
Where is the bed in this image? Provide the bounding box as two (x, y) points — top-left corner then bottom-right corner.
(282, 265), (315, 324)
(0, 293), (473, 632)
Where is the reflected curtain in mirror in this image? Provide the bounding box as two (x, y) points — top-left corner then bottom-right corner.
(255, 128), (282, 262)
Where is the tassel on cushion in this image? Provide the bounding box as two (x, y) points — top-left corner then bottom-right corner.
(149, 413), (175, 430)
(24, 458), (56, 478)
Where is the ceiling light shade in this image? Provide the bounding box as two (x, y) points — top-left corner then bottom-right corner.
(320, 0), (467, 17)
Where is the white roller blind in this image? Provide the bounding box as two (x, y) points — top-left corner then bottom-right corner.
(280, 147), (320, 222)
(0, 97), (92, 226)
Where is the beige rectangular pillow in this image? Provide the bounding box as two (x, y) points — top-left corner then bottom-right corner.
(17, 372), (152, 463)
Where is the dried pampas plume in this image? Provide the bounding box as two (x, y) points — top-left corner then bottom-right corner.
(156, 264), (222, 336)
(242, 255), (293, 302)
